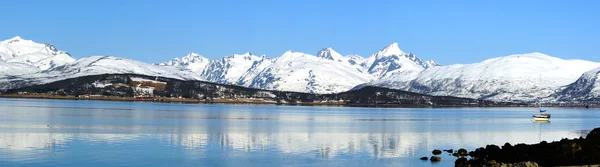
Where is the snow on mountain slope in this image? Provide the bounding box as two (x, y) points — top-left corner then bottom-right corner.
(236, 56), (273, 86)
(345, 54), (365, 66)
(424, 60), (441, 68)
(33, 53), (76, 70)
(0, 60), (40, 76)
(370, 53), (600, 101)
(0, 36), (74, 70)
(43, 56), (201, 80)
(552, 67), (600, 101)
(247, 50), (374, 94)
(352, 43), (440, 90)
(200, 52), (262, 84)
(157, 52), (210, 74)
(0, 56), (201, 91)
(362, 43), (439, 79)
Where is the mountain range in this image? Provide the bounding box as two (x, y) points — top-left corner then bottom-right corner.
(0, 36), (598, 102)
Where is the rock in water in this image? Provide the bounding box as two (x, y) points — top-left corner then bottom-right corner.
(430, 156), (441, 162)
(446, 149), (453, 153)
(454, 157), (468, 166)
(420, 157), (428, 160)
(432, 149), (442, 155)
(457, 148), (468, 156)
(586, 128), (600, 140)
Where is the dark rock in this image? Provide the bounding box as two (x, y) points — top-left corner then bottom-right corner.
(586, 128), (600, 140)
(420, 157), (428, 160)
(446, 149), (453, 153)
(432, 149), (442, 155)
(514, 161), (539, 167)
(469, 147), (485, 158)
(457, 148), (468, 156)
(452, 128), (600, 166)
(487, 159), (497, 165)
(430, 156), (441, 162)
(561, 142), (582, 157)
(485, 144), (502, 160)
(469, 157), (486, 165)
(454, 157), (468, 166)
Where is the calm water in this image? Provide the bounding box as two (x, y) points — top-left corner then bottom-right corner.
(0, 98), (598, 167)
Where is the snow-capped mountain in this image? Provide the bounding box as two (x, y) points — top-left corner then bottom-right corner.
(157, 52), (210, 74)
(45, 56), (200, 80)
(362, 43), (439, 79)
(5, 35), (599, 102)
(0, 36), (75, 70)
(155, 43), (438, 94)
(245, 50), (375, 94)
(200, 52), (264, 85)
(363, 53), (600, 101)
(552, 67), (600, 101)
(317, 48), (367, 72)
(0, 56), (201, 91)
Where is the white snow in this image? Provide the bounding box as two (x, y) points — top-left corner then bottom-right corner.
(0, 36), (74, 70)
(0, 56), (201, 90)
(365, 52), (600, 101)
(33, 53), (76, 70)
(246, 50), (375, 94)
(317, 47), (345, 61)
(41, 56), (201, 80)
(552, 67), (600, 100)
(3, 35), (598, 102)
(92, 81), (113, 88)
(134, 86), (155, 96)
(157, 52), (210, 75)
(155, 43), (438, 94)
(0, 60), (40, 76)
(236, 56), (273, 86)
(362, 43), (436, 78)
(588, 68), (600, 97)
(200, 52), (263, 84)
(130, 77), (167, 84)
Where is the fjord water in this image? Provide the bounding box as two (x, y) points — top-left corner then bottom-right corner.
(0, 98), (597, 167)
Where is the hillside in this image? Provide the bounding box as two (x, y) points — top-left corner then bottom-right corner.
(2, 74), (518, 107)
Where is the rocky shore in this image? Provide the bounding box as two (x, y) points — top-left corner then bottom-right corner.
(444, 128), (600, 167)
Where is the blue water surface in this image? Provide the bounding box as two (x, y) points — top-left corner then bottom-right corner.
(0, 98), (597, 167)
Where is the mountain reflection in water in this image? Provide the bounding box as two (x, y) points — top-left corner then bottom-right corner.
(0, 98), (595, 167)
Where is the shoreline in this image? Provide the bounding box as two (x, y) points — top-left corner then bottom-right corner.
(445, 127), (600, 167)
(0, 94), (524, 108)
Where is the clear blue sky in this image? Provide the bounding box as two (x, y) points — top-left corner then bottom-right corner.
(2, 0), (599, 65)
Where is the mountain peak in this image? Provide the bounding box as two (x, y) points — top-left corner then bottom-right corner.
(3, 36), (25, 43)
(183, 52), (203, 59)
(229, 52), (257, 61)
(187, 52), (200, 56)
(378, 42), (404, 56)
(10, 36), (23, 41)
(317, 47), (344, 60)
